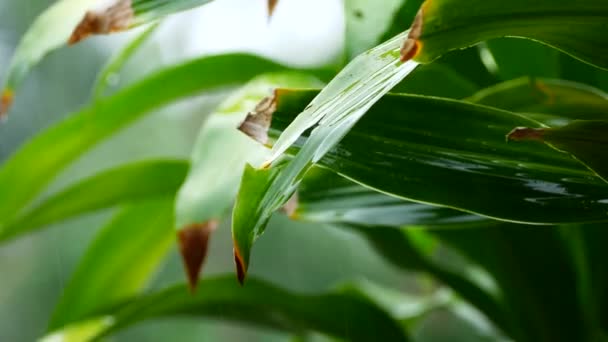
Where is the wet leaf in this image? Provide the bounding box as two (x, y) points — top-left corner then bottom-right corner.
(409, 0), (608, 70)
(48, 199), (175, 331)
(0, 160), (187, 242)
(265, 89), (608, 224)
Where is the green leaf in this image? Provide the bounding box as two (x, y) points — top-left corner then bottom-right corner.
(266, 89), (608, 224)
(48, 199), (175, 331)
(0, 54), (288, 230)
(175, 73), (321, 289)
(232, 32), (419, 279)
(0, 160), (187, 242)
(468, 77), (608, 124)
(48, 277), (410, 342)
(508, 120), (608, 182)
(390, 62), (479, 98)
(1, 0), (217, 116)
(409, 0), (608, 70)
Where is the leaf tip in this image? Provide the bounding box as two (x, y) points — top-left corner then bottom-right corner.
(507, 127), (546, 142)
(233, 245), (247, 285)
(178, 221), (218, 293)
(0, 89), (14, 120)
(268, 0), (279, 20)
(238, 93), (277, 145)
(400, 8), (424, 62)
(68, 0), (134, 45)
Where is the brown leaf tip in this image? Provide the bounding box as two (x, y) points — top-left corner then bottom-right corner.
(400, 8), (423, 62)
(268, 0), (279, 19)
(507, 127), (546, 142)
(238, 93), (277, 146)
(233, 246), (247, 286)
(0, 89), (14, 120)
(69, 0), (134, 45)
(178, 221), (218, 293)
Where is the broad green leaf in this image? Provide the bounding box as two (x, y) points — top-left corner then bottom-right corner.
(0, 160), (186, 242)
(294, 168), (485, 228)
(468, 77), (608, 125)
(48, 199), (175, 331)
(175, 73), (321, 289)
(434, 224), (588, 341)
(92, 22), (159, 99)
(508, 120), (608, 183)
(344, 0), (423, 58)
(1, 0), (217, 116)
(409, 0), (608, 70)
(232, 32), (419, 279)
(0, 54), (288, 230)
(265, 89), (608, 224)
(478, 38), (561, 80)
(49, 277), (410, 342)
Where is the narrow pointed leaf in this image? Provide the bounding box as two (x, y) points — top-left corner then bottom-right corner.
(264, 89), (608, 224)
(175, 73), (321, 289)
(0, 160), (187, 242)
(48, 199), (175, 331)
(409, 0), (608, 70)
(509, 121), (608, 182)
(232, 33), (419, 280)
(49, 277), (410, 342)
(0, 54), (288, 230)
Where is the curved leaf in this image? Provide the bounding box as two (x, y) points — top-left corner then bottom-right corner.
(0, 160), (187, 242)
(232, 32), (419, 280)
(266, 89), (608, 224)
(1, 0), (217, 116)
(48, 199), (175, 331)
(0, 54), (289, 230)
(47, 277), (410, 342)
(408, 0), (608, 70)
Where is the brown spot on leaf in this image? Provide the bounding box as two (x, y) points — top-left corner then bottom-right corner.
(178, 221), (218, 293)
(69, 0), (134, 45)
(268, 0), (279, 18)
(0, 89), (14, 119)
(400, 8), (423, 62)
(233, 246), (247, 285)
(238, 92), (277, 146)
(507, 127), (546, 142)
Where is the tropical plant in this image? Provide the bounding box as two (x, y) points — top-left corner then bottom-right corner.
(1, 0), (608, 341)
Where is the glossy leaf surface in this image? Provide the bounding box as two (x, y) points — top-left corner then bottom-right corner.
(411, 0), (608, 70)
(0, 160), (187, 242)
(268, 90), (608, 224)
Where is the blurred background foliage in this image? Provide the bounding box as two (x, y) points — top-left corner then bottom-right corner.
(0, 1), (488, 340)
